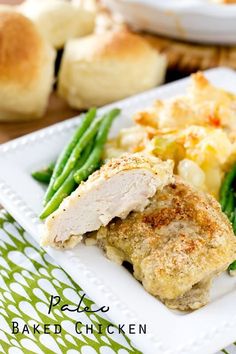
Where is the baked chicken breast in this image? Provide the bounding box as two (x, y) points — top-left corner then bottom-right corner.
(97, 177), (236, 310)
(42, 153), (174, 248)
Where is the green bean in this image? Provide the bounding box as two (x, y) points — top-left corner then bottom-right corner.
(43, 108), (96, 205)
(225, 190), (235, 219)
(47, 162), (56, 171)
(74, 108), (120, 184)
(53, 108), (119, 191)
(230, 211), (235, 224)
(220, 163), (236, 211)
(233, 209), (236, 233)
(32, 171), (52, 184)
(40, 141), (93, 219)
(229, 260), (236, 272)
(228, 207), (236, 274)
(219, 166), (236, 275)
(40, 174), (77, 219)
(31, 163), (55, 184)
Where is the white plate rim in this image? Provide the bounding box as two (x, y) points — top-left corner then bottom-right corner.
(110, 0), (236, 17)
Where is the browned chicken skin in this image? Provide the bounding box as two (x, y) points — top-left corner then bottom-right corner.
(97, 177), (236, 310)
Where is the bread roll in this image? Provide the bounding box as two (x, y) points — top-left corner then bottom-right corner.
(72, 0), (98, 12)
(0, 5), (15, 12)
(0, 12), (55, 122)
(19, 0), (95, 49)
(58, 30), (167, 109)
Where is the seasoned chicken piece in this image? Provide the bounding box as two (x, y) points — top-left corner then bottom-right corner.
(42, 153), (174, 248)
(97, 178), (236, 311)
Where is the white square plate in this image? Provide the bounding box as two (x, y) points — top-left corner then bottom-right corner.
(0, 67), (236, 354)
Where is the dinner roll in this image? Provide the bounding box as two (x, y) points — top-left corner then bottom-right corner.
(19, 0), (95, 49)
(72, 0), (98, 12)
(0, 5), (15, 12)
(58, 30), (167, 109)
(0, 12), (55, 122)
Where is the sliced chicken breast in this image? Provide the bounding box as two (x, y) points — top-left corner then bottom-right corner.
(42, 153), (174, 248)
(96, 177), (236, 310)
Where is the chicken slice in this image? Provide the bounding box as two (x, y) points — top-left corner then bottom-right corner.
(96, 177), (236, 311)
(41, 153), (174, 248)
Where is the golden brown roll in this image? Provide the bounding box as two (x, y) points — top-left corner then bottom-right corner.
(0, 11), (55, 122)
(19, 0), (95, 49)
(0, 5), (15, 12)
(58, 30), (167, 109)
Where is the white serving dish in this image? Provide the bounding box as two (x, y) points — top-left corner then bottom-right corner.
(0, 67), (236, 354)
(103, 0), (236, 45)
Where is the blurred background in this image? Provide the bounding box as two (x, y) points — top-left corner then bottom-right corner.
(0, 0), (236, 143)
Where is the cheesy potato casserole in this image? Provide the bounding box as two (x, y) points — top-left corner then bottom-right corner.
(105, 73), (236, 198)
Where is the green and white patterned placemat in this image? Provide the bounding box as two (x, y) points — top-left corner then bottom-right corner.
(0, 209), (235, 354)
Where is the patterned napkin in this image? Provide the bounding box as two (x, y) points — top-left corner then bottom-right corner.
(0, 209), (234, 354)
